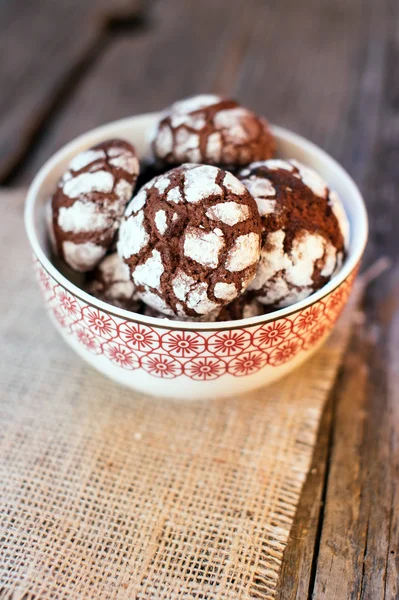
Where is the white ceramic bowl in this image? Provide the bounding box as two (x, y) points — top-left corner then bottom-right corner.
(25, 114), (368, 399)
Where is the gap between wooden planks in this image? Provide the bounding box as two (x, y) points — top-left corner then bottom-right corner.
(0, 0), (146, 184)
(1, 0), (398, 596)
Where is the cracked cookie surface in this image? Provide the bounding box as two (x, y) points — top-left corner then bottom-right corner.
(86, 253), (141, 312)
(50, 139), (139, 272)
(118, 164), (262, 318)
(238, 159), (349, 308)
(151, 94), (276, 168)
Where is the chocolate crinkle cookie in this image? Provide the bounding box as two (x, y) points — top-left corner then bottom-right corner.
(135, 160), (170, 191)
(238, 159), (349, 308)
(49, 139), (139, 272)
(117, 163), (262, 318)
(151, 94), (276, 168)
(86, 253), (141, 312)
(142, 304), (220, 322)
(143, 294), (264, 322)
(216, 295), (265, 321)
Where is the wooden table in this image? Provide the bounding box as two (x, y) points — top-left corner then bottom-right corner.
(1, 1), (398, 597)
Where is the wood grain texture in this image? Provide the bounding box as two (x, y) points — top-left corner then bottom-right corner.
(0, 0), (144, 183)
(0, 0), (398, 596)
(19, 0), (251, 181)
(311, 0), (399, 595)
(275, 398), (334, 600)
(312, 326), (371, 598)
(230, 1), (389, 595)
(384, 280), (399, 600)
(312, 270), (399, 599)
(19, 0), (369, 183)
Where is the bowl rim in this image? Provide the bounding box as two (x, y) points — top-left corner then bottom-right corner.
(25, 113), (368, 332)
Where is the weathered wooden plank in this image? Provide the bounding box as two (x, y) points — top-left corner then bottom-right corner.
(19, 2), (393, 595)
(276, 397), (333, 600)
(21, 0), (370, 184)
(230, 1), (386, 596)
(311, 268), (399, 599)
(0, 0), (144, 182)
(233, 0), (367, 152)
(359, 281), (399, 599)
(384, 287), (399, 600)
(312, 325), (371, 598)
(276, 278), (366, 599)
(230, 1), (397, 596)
(311, 0), (399, 594)
(18, 0), (252, 181)
(4, 0), (398, 595)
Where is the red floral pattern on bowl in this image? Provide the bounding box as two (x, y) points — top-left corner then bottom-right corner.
(25, 115), (367, 398)
(34, 258), (356, 382)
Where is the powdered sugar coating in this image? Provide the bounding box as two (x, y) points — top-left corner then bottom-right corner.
(256, 276), (312, 307)
(185, 284), (219, 314)
(69, 149), (105, 172)
(240, 176), (276, 216)
(255, 198), (277, 216)
(225, 233), (260, 272)
(118, 164), (262, 317)
(238, 159), (347, 307)
(153, 126), (173, 157)
(257, 159), (294, 172)
(151, 94), (276, 167)
(206, 202), (250, 226)
(184, 227), (225, 268)
(172, 271), (219, 315)
(258, 229), (335, 293)
(172, 270), (196, 302)
(63, 171), (115, 198)
(167, 187), (182, 204)
(143, 303), (222, 323)
(320, 242), (339, 278)
(249, 229), (324, 306)
(127, 188), (147, 215)
(171, 113), (206, 130)
(222, 171), (247, 195)
(240, 158), (330, 200)
(118, 211), (149, 258)
(133, 249), (164, 289)
(290, 160), (327, 198)
(174, 130), (201, 163)
(60, 171), (73, 185)
(288, 232), (335, 285)
(213, 107), (251, 142)
(62, 241), (106, 272)
(58, 201), (113, 233)
(50, 139), (139, 272)
(140, 290), (175, 316)
(115, 179), (134, 203)
(97, 253), (131, 287)
(154, 210), (168, 234)
(144, 294), (264, 322)
(206, 132), (222, 162)
(154, 176), (170, 194)
(171, 94), (221, 114)
(86, 253), (138, 310)
(184, 165), (222, 202)
(109, 151), (139, 175)
(213, 282), (237, 301)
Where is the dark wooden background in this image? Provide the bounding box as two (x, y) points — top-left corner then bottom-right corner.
(1, 0), (398, 597)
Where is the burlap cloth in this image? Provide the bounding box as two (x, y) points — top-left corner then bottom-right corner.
(0, 190), (356, 599)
